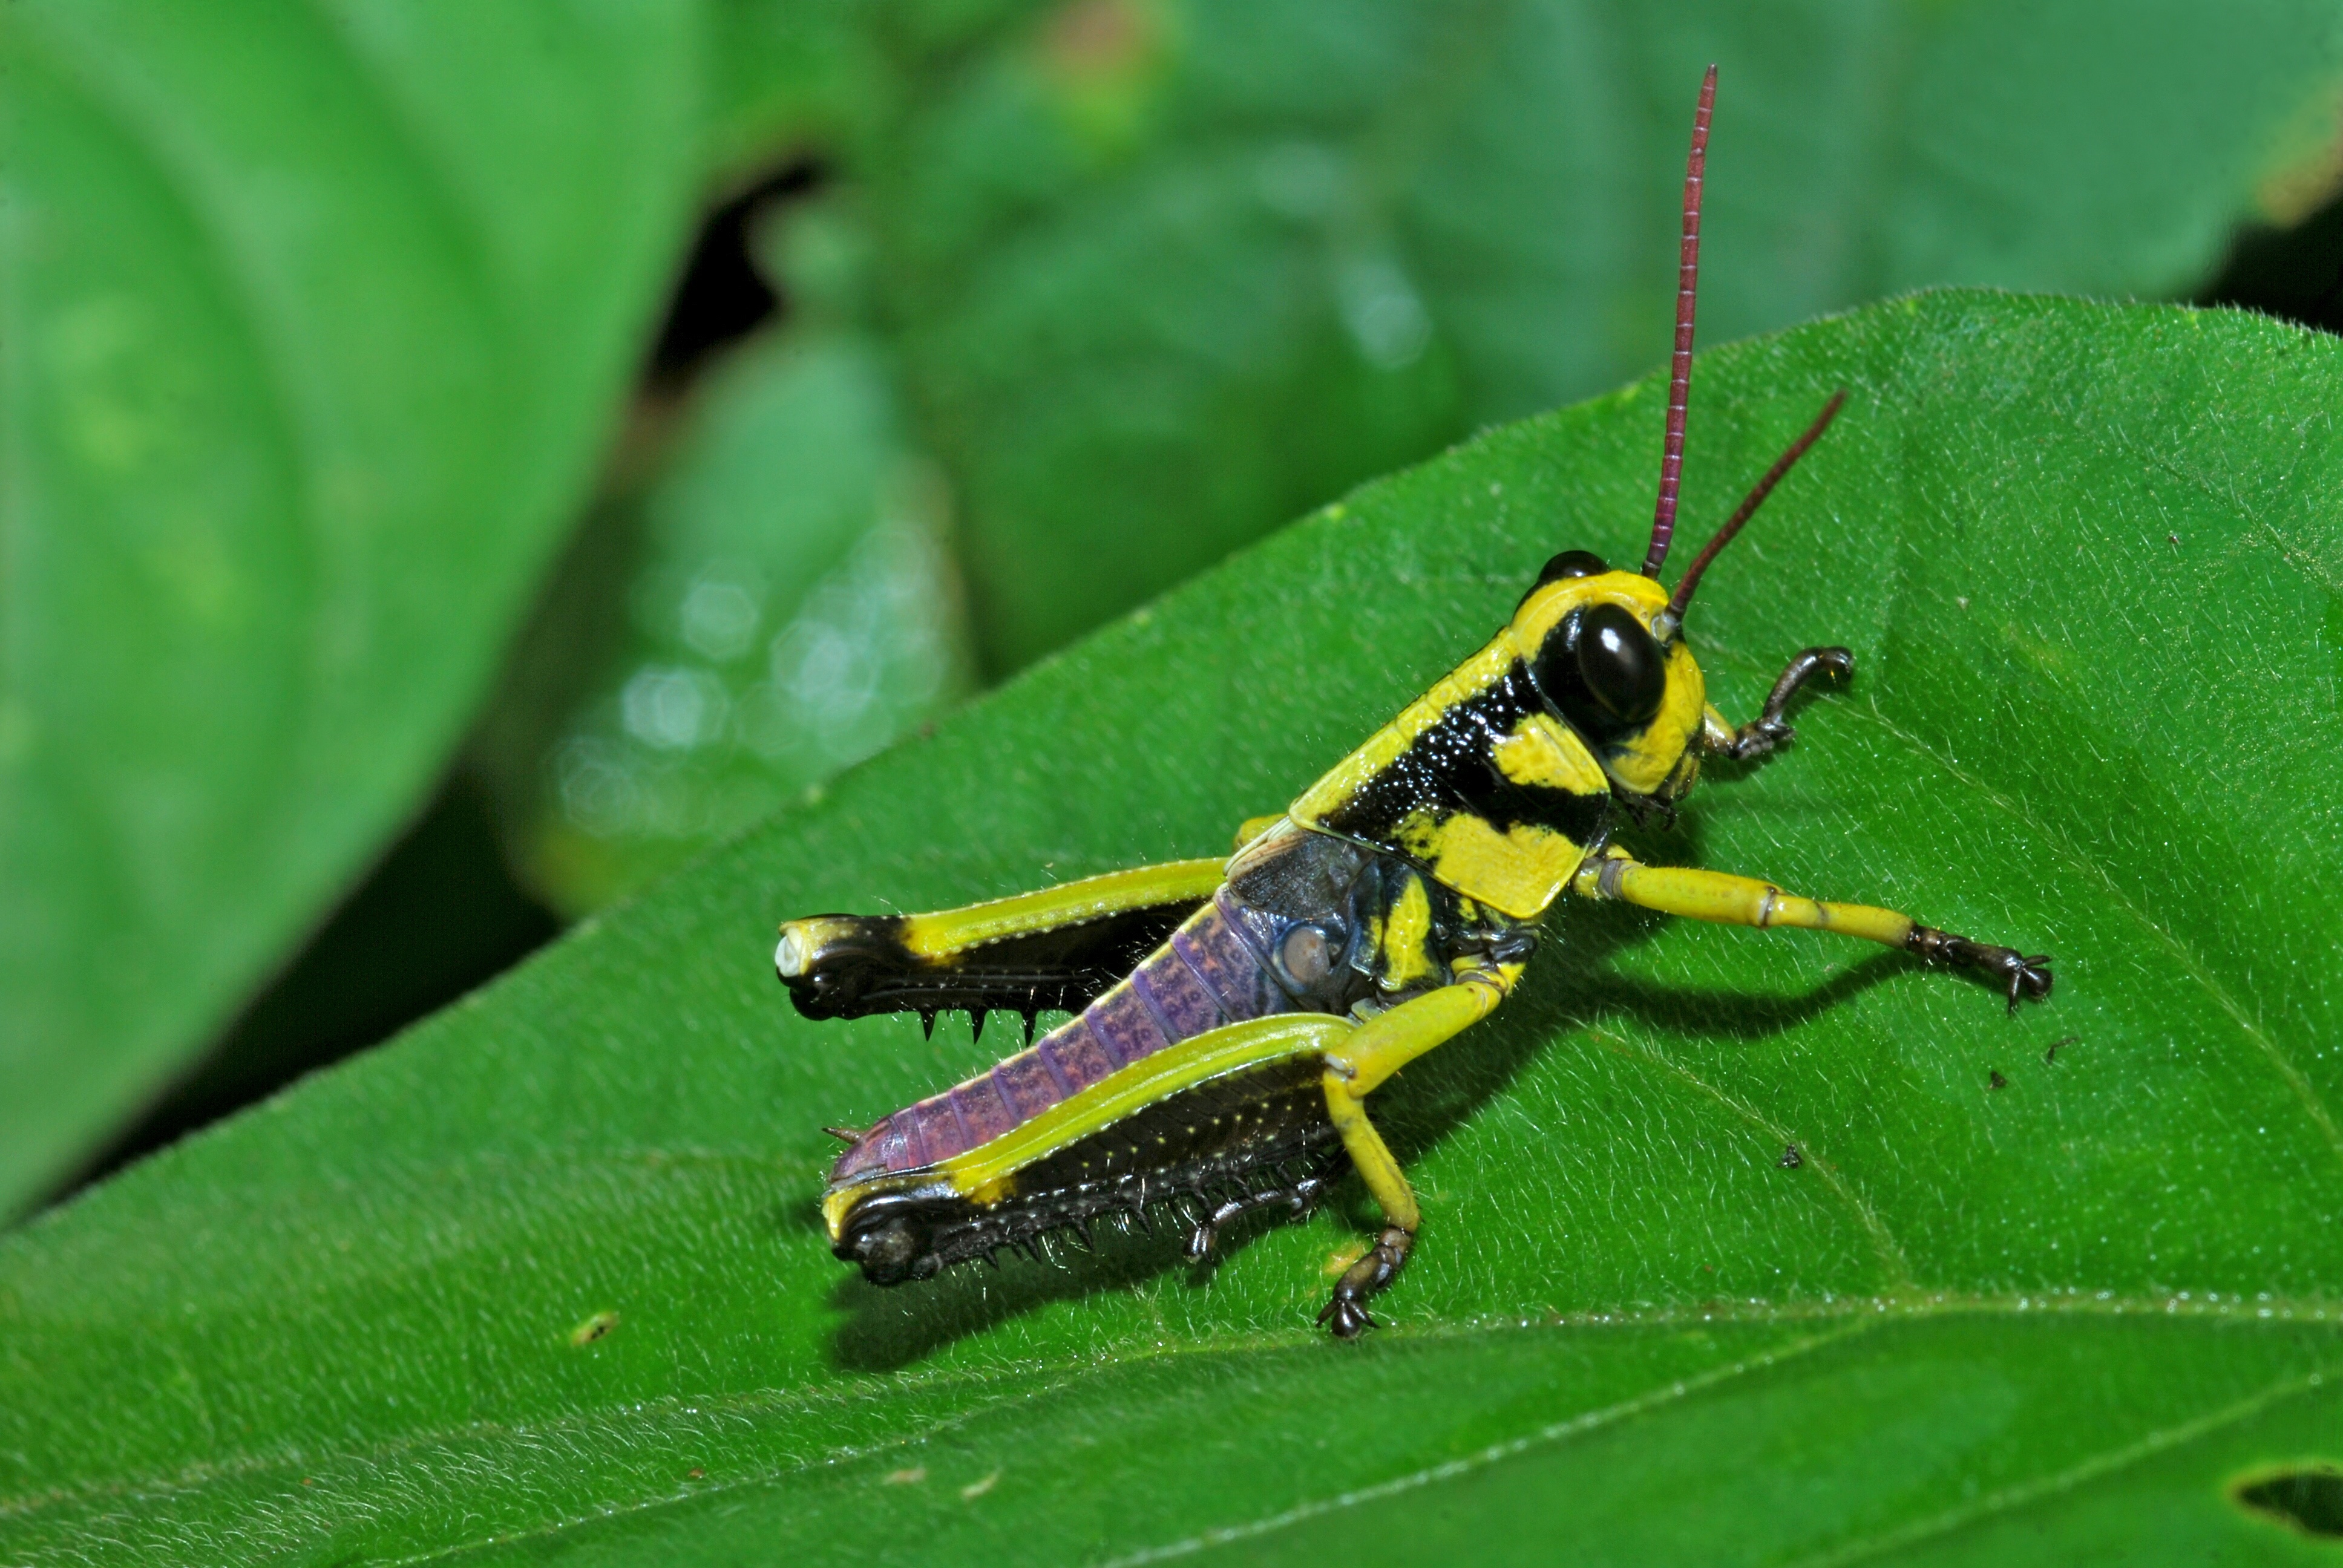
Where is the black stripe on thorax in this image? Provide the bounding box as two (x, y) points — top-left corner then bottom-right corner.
(1317, 659), (1611, 851)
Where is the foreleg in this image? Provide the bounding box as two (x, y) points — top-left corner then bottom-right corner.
(1702, 646), (1853, 763)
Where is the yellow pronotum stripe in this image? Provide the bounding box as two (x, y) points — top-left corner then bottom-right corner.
(1289, 637), (1516, 828)
(896, 858), (1229, 958)
(1490, 711), (1608, 795)
(1399, 811), (1581, 921)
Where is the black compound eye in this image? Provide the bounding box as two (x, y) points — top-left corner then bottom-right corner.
(1534, 549), (1608, 587)
(1575, 602), (1666, 725)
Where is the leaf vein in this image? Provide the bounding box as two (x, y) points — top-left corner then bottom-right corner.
(1786, 1359), (2341, 1567)
(1582, 1025), (1915, 1287)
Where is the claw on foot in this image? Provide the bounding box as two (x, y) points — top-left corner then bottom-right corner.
(1907, 927), (2053, 1013)
(1728, 647), (1854, 760)
(1317, 1224), (1413, 1341)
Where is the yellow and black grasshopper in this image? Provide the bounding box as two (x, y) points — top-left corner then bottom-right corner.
(776, 67), (2051, 1338)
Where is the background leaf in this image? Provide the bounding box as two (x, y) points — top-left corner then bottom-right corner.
(851, 0), (2343, 671)
(471, 309), (975, 914)
(490, 0), (2343, 915)
(0, 2), (703, 1209)
(5, 293), (2341, 1564)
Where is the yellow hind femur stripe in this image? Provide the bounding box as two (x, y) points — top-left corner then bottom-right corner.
(895, 858), (1228, 958)
(939, 1013), (1353, 1204)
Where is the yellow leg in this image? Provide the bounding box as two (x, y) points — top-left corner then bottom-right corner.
(1572, 849), (2052, 1011)
(776, 857), (1231, 1029)
(1314, 963), (1519, 1338)
(892, 858), (1228, 958)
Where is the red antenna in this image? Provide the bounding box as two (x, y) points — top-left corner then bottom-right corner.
(1661, 388), (1847, 627)
(1642, 64), (1717, 580)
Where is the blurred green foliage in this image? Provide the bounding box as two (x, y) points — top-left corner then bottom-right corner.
(0, 2), (701, 1212)
(7, 296), (2343, 1565)
(474, 307), (974, 915)
(831, 0), (2343, 670)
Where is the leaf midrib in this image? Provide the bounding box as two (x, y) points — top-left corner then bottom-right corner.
(1098, 1336), (2339, 1568)
(989, 1320), (1889, 1568)
(370, 1302), (2343, 1568)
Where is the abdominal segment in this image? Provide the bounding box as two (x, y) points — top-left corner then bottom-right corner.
(828, 827), (1375, 1192)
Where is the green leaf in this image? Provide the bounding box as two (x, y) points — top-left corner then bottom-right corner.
(5, 293), (2342, 1564)
(700, 0), (886, 179)
(0, 4), (703, 1207)
(858, 0), (2343, 671)
(474, 322), (977, 915)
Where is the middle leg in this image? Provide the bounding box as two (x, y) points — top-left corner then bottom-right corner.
(1314, 965), (1518, 1337)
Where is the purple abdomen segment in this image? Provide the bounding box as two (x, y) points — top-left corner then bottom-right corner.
(829, 892), (1293, 1185)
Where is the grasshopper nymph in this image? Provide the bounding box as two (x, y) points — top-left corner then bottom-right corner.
(778, 66), (2052, 1338)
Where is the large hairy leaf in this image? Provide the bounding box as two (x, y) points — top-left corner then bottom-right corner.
(4, 293), (2342, 1564)
(0, 4), (702, 1208)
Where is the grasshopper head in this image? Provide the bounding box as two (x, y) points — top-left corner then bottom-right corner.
(1509, 382), (1849, 816)
(1510, 558), (1707, 808)
(1506, 68), (1843, 822)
